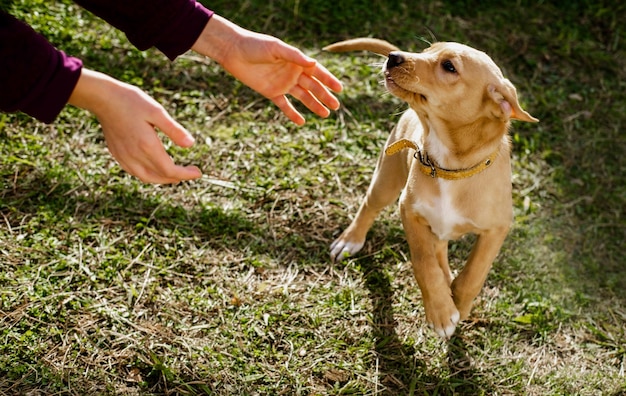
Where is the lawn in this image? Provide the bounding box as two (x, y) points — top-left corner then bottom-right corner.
(1, 0), (624, 395)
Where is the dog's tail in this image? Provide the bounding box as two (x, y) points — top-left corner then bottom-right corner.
(323, 38), (400, 56)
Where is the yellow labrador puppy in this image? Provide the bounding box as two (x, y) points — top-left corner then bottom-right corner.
(325, 38), (537, 338)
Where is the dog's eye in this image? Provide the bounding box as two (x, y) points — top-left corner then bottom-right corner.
(441, 60), (457, 73)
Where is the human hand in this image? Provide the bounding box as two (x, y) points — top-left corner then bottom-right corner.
(192, 15), (343, 125)
(68, 69), (202, 184)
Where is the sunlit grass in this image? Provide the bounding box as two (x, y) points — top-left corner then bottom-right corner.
(1, 0), (624, 395)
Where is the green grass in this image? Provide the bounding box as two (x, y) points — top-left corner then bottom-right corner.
(1, 0), (625, 395)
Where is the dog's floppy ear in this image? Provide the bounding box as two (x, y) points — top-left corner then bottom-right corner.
(323, 38), (400, 56)
(488, 80), (539, 123)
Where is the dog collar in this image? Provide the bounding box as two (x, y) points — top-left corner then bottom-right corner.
(384, 138), (500, 180)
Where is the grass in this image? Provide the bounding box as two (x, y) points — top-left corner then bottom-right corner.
(1, 0), (625, 395)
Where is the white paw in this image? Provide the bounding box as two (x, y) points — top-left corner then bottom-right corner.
(431, 310), (460, 339)
(330, 238), (364, 262)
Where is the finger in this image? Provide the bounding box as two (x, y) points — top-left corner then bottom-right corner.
(289, 84), (330, 119)
(297, 74), (341, 111)
(151, 107), (195, 148)
(112, 145), (201, 184)
(140, 164), (203, 184)
(126, 133), (202, 184)
(307, 63), (343, 93)
(165, 164), (203, 182)
(273, 44), (342, 95)
(133, 155), (202, 184)
(271, 95), (306, 125)
(139, 144), (202, 183)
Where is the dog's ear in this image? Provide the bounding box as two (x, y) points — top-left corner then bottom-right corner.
(488, 80), (539, 123)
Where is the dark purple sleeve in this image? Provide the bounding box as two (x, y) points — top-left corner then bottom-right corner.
(0, 12), (83, 124)
(74, 0), (214, 61)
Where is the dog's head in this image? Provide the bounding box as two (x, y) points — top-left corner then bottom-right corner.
(383, 42), (537, 127)
(325, 39), (538, 128)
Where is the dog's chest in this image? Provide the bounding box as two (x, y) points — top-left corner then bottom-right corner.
(402, 180), (476, 240)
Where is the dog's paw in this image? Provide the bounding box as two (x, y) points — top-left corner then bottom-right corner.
(432, 310), (460, 339)
(424, 298), (461, 339)
(454, 300), (473, 321)
(330, 236), (364, 262)
(451, 284), (476, 321)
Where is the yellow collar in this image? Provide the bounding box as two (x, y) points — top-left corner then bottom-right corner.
(384, 138), (500, 180)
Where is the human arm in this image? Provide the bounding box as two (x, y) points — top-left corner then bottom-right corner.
(0, 10), (200, 184)
(73, 0), (212, 61)
(75, 0), (343, 125)
(0, 1), (211, 123)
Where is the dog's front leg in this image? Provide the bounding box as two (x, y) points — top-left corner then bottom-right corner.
(401, 209), (459, 338)
(331, 147), (409, 262)
(451, 227), (509, 320)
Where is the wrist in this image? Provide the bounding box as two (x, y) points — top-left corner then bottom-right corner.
(190, 14), (242, 66)
(68, 69), (106, 112)
(68, 68), (130, 116)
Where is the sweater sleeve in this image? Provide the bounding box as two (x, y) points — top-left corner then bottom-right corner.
(0, 12), (83, 124)
(74, 0), (214, 61)
(0, 1), (212, 124)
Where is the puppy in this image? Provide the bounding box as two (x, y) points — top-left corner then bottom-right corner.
(325, 38), (537, 338)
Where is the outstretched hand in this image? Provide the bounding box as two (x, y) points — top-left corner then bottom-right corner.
(68, 69), (202, 184)
(192, 15), (343, 125)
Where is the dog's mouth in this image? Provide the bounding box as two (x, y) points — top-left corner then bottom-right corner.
(383, 71), (405, 93)
(384, 71), (427, 103)
(383, 71), (397, 87)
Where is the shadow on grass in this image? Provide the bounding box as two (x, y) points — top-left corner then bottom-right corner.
(358, 256), (499, 396)
(0, 172), (266, 278)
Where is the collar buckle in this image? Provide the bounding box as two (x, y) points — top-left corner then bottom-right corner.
(416, 150), (437, 178)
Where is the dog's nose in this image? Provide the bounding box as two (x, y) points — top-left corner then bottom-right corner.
(387, 52), (405, 69)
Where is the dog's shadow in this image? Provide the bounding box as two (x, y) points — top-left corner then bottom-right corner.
(359, 256), (497, 395)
